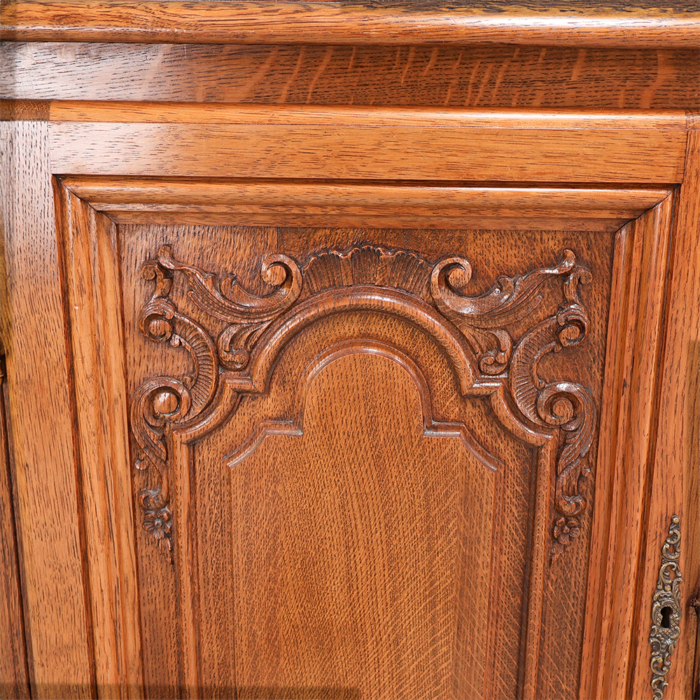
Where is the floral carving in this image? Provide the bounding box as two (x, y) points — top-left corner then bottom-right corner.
(131, 243), (596, 562)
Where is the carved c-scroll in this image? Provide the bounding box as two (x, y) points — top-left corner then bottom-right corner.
(130, 247), (300, 560)
(131, 243), (596, 563)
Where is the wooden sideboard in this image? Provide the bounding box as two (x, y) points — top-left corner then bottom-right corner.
(1, 3), (699, 699)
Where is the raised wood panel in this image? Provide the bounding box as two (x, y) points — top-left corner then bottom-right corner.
(53, 172), (685, 698)
(54, 171), (687, 698)
(119, 223), (610, 700)
(3, 43), (699, 110)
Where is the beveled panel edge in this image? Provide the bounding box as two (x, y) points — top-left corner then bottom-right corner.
(60, 176), (673, 232)
(54, 181), (144, 698)
(2, 0), (700, 48)
(580, 197), (675, 700)
(624, 130), (700, 700)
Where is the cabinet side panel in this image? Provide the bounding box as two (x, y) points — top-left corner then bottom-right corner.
(0, 122), (94, 698)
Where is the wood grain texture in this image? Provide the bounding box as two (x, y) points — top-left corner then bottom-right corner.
(58, 188), (144, 698)
(48, 107), (688, 183)
(39, 102), (689, 127)
(112, 222), (612, 699)
(0, 122), (94, 698)
(54, 166), (684, 697)
(580, 197), (674, 700)
(2, 0), (700, 47)
(3, 21), (700, 695)
(0, 99), (49, 121)
(3, 43), (699, 110)
(62, 178), (624, 695)
(625, 130), (700, 700)
(0, 363), (30, 700)
(60, 176), (672, 232)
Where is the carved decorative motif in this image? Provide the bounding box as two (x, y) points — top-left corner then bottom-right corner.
(649, 515), (683, 700)
(131, 243), (596, 562)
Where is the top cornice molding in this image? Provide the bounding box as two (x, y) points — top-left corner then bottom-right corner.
(1, 0), (699, 48)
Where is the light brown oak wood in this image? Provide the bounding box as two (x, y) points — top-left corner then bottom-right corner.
(625, 126), (700, 700)
(59, 188), (143, 699)
(580, 196), (674, 700)
(47, 106), (688, 183)
(0, 121), (94, 699)
(2, 0), (700, 47)
(2, 6), (700, 699)
(3, 43), (699, 110)
(59, 176), (673, 232)
(0, 362), (30, 700)
(49, 154), (681, 698)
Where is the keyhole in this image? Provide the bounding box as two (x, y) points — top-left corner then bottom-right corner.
(660, 606), (673, 628)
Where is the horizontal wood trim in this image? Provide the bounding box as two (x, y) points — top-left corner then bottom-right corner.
(61, 177), (670, 231)
(1, 101), (687, 130)
(2, 1), (700, 48)
(50, 118), (688, 183)
(63, 178), (673, 211)
(3, 43), (698, 111)
(102, 211), (635, 232)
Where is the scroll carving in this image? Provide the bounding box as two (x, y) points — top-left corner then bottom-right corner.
(131, 243), (596, 562)
(649, 515), (683, 700)
(131, 246), (301, 560)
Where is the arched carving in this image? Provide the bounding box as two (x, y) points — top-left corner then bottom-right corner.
(223, 339), (501, 472)
(131, 243), (595, 563)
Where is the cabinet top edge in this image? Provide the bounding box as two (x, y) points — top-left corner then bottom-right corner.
(0, 99), (692, 130)
(2, 0), (700, 48)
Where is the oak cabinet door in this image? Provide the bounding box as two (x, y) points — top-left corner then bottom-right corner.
(4, 105), (696, 700)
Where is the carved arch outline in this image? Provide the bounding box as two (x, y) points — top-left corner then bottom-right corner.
(222, 338), (502, 472)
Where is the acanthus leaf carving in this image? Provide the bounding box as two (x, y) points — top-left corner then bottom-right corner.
(132, 247), (302, 558)
(430, 248), (578, 376)
(508, 264), (595, 559)
(131, 242), (596, 564)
